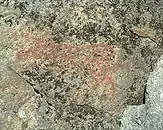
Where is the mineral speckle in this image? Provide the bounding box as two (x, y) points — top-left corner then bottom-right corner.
(0, 0), (163, 130)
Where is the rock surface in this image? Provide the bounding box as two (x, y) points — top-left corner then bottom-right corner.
(0, 0), (163, 130)
(120, 54), (163, 130)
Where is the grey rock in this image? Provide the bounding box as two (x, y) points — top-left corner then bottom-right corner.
(0, 0), (163, 129)
(120, 55), (163, 130)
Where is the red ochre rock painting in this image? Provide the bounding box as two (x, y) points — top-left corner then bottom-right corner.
(12, 27), (121, 104)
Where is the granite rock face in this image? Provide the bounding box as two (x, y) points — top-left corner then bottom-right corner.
(120, 54), (163, 130)
(0, 0), (163, 130)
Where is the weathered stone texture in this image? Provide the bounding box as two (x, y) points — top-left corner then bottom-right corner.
(120, 55), (163, 130)
(0, 0), (163, 130)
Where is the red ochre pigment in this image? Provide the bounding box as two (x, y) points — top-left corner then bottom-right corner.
(14, 28), (119, 103)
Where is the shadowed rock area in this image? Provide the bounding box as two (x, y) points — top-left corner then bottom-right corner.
(121, 54), (163, 130)
(0, 0), (163, 130)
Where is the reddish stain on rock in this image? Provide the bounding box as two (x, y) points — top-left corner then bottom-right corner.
(13, 28), (120, 103)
